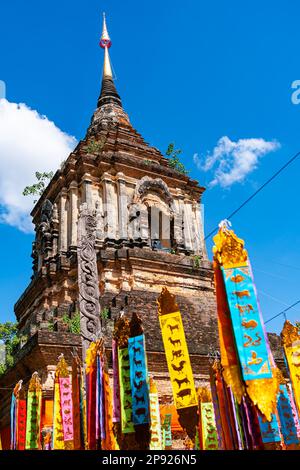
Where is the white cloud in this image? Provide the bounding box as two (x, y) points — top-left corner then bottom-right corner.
(0, 99), (77, 232)
(193, 136), (280, 188)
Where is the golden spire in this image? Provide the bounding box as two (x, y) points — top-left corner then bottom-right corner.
(97, 13), (123, 109)
(101, 13), (110, 44)
(103, 46), (113, 78)
(100, 12), (113, 79)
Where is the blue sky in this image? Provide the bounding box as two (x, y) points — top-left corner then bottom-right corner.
(0, 0), (300, 334)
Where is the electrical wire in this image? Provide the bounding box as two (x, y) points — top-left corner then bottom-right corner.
(265, 300), (300, 324)
(204, 150), (300, 240)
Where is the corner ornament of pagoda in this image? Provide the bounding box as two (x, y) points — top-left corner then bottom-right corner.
(281, 320), (300, 347)
(213, 219), (248, 269)
(157, 287), (179, 316)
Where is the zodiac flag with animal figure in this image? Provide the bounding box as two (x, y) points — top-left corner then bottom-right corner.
(158, 288), (197, 410)
(198, 387), (219, 450)
(149, 377), (162, 450)
(257, 413), (281, 445)
(281, 321), (300, 417)
(25, 372), (42, 450)
(118, 346), (135, 434)
(162, 414), (172, 448)
(53, 355), (74, 450)
(213, 220), (279, 420)
(128, 334), (150, 425)
(277, 383), (300, 447)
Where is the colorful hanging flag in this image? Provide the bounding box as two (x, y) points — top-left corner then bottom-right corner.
(15, 380), (27, 451)
(102, 365), (118, 450)
(157, 289), (197, 410)
(213, 261), (245, 403)
(53, 376), (64, 449)
(211, 361), (236, 449)
(194, 428), (200, 450)
(86, 342), (98, 449)
(72, 356), (83, 450)
(112, 339), (121, 423)
(10, 392), (16, 450)
(197, 387), (219, 450)
(11, 380), (25, 450)
(118, 346), (134, 434)
(25, 372), (42, 450)
(287, 383), (300, 437)
(162, 414), (172, 448)
(209, 366), (224, 449)
(53, 355), (74, 450)
(258, 413), (281, 444)
(213, 221), (279, 420)
(200, 402), (218, 450)
(149, 377), (162, 450)
(80, 362), (88, 449)
(281, 321), (300, 417)
(128, 334), (150, 425)
(59, 377), (74, 443)
(96, 355), (104, 443)
(277, 384), (300, 446)
(222, 265), (272, 381)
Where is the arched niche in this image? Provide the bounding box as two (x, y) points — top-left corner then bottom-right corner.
(129, 177), (175, 250)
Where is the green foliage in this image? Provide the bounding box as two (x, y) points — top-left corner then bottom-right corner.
(48, 320), (55, 332)
(296, 321), (300, 331)
(143, 159), (153, 165)
(85, 137), (107, 154)
(0, 321), (20, 375)
(100, 307), (110, 320)
(0, 321), (18, 344)
(192, 255), (202, 269)
(22, 171), (54, 203)
(166, 143), (189, 175)
(62, 312), (81, 334)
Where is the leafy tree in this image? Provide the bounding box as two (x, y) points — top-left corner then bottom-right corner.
(0, 321), (20, 375)
(23, 171), (54, 203)
(166, 143), (189, 175)
(0, 321), (18, 344)
(296, 321), (300, 331)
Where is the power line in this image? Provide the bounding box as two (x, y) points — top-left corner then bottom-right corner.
(204, 149), (300, 240)
(265, 300), (300, 324)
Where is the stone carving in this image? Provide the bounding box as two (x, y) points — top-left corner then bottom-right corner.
(95, 201), (105, 239)
(52, 202), (58, 222)
(127, 203), (149, 243)
(33, 199), (55, 273)
(91, 103), (130, 130)
(77, 203), (102, 360)
(38, 199), (53, 239)
(133, 176), (175, 212)
(128, 203), (142, 240)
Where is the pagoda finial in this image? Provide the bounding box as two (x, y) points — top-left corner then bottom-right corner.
(97, 13), (122, 108)
(100, 13), (111, 49)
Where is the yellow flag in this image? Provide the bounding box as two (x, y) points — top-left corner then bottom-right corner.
(52, 380), (65, 450)
(159, 311), (197, 409)
(281, 321), (300, 417)
(284, 343), (300, 415)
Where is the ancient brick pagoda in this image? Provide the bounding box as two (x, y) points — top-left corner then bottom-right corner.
(0, 16), (220, 443)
